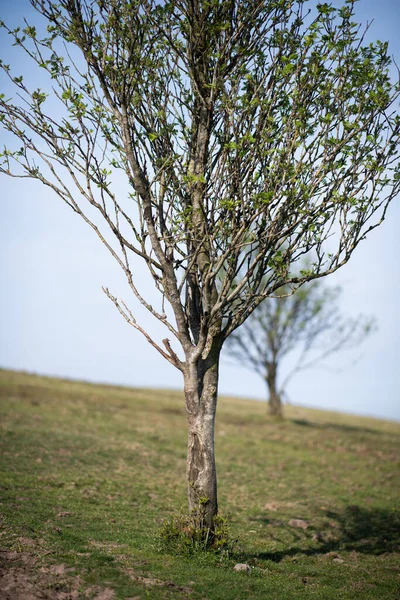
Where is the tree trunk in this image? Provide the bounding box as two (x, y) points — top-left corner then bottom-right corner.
(266, 362), (282, 418)
(183, 345), (220, 530)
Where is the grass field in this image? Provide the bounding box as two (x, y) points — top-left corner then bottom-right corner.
(0, 368), (399, 599)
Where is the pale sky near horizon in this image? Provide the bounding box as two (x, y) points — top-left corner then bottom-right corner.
(0, 0), (399, 422)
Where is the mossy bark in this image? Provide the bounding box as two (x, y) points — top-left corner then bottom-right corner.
(184, 346), (220, 530)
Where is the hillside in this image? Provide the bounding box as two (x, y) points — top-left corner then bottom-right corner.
(0, 368), (399, 599)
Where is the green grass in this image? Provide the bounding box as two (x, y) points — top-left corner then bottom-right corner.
(0, 368), (399, 599)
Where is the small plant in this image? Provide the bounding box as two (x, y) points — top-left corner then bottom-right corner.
(157, 497), (236, 556)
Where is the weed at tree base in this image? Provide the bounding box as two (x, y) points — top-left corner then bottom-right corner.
(156, 500), (237, 558)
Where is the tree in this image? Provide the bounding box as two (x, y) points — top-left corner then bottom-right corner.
(0, 0), (399, 535)
(225, 280), (375, 418)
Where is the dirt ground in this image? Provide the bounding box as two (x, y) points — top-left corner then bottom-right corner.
(0, 543), (118, 600)
(0, 538), (192, 600)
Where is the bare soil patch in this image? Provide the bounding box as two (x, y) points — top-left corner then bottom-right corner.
(0, 548), (115, 600)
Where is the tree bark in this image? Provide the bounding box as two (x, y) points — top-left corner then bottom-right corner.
(266, 362), (283, 418)
(183, 346), (220, 530)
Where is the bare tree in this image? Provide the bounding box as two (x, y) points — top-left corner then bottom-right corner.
(0, 0), (399, 536)
(225, 281), (376, 418)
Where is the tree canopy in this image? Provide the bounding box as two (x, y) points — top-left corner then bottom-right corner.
(226, 280), (375, 417)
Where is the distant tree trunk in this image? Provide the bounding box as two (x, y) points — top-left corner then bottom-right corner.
(266, 362), (282, 418)
(183, 344), (220, 530)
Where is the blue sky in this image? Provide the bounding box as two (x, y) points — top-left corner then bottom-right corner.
(0, 0), (399, 421)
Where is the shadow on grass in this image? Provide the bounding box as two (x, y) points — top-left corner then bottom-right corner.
(240, 505), (400, 563)
(289, 418), (386, 436)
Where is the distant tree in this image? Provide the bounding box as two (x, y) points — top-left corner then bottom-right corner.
(0, 0), (399, 538)
(225, 281), (376, 418)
